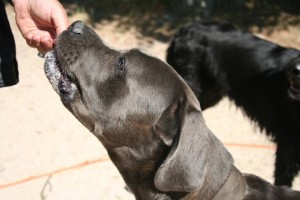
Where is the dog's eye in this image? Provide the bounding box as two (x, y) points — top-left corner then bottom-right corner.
(116, 56), (127, 76)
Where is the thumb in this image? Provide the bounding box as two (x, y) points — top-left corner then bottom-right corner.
(51, 7), (69, 37)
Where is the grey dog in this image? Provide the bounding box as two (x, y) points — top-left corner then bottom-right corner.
(44, 21), (300, 200)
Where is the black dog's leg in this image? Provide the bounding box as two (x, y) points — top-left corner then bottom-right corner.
(274, 141), (300, 187)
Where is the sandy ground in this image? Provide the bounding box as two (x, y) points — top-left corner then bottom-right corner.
(1, 5), (300, 200)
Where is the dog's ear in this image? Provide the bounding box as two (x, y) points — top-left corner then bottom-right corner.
(154, 96), (233, 192)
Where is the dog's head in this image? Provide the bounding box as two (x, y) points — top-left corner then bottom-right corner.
(287, 58), (300, 101)
(166, 22), (234, 110)
(44, 21), (233, 197)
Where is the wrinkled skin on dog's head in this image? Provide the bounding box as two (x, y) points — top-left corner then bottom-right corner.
(44, 21), (233, 199)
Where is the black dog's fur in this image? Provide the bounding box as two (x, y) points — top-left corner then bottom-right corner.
(166, 21), (300, 187)
(44, 21), (300, 199)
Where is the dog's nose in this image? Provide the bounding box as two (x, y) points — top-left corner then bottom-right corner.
(69, 21), (84, 35)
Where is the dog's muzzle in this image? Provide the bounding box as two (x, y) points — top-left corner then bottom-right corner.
(44, 51), (77, 101)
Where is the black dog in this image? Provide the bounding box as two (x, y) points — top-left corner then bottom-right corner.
(166, 21), (300, 187)
(44, 21), (300, 199)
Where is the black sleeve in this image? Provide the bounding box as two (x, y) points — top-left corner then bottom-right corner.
(0, 0), (19, 87)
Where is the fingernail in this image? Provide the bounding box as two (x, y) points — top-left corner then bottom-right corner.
(38, 52), (45, 58)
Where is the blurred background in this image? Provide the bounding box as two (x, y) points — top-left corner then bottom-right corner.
(59, 0), (300, 44)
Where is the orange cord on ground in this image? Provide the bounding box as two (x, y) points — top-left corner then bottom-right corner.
(225, 142), (276, 150)
(0, 142), (276, 190)
(0, 157), (110, 189)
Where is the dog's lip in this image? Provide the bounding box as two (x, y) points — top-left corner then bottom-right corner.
(44, 51), (61, 93)
(44, 50), (78, 101)
(288, 89), (300, 100)
(288, 82), (300, 100)
(290, 82), (300, 92)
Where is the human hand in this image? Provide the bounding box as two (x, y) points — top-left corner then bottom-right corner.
(13, 0), (69, 53)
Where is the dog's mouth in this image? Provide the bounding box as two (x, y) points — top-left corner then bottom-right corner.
(288, 82), (300, 100)
(287, 62), (300, 101)
(44, 50), (78, 102)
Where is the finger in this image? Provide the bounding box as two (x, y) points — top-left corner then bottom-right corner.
(24, 32), (34, 43)
(51, 5), (69, 36)
(33, 37), (52, 53)
(25, 33), (36, 48)
(26, 39), (35, 48)
(24, 31), (54, 51)
(40, 36), (54, 50)
(32, 34), (42, 47)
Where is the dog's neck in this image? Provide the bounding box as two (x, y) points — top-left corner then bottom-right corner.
(103, 147), (172, 199)
(105, 142), (242, 200)
(94, 119), (239, 199)
(115, 164), (247, 200)
(106, 143), (176, 200)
